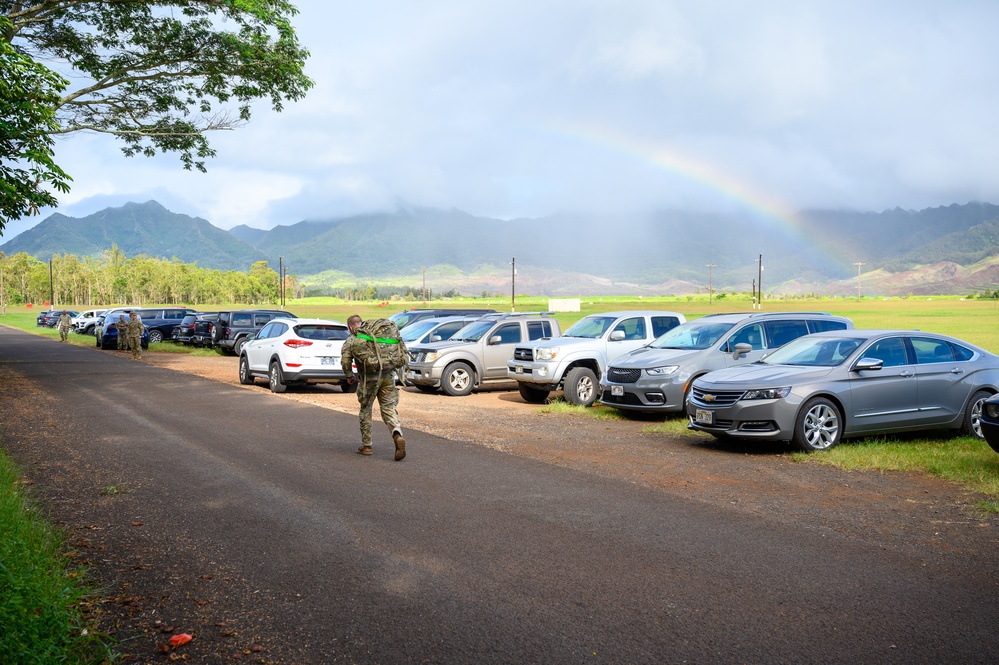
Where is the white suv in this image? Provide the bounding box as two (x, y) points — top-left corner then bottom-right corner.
(238, 317), (354, 393)
(73, 309), (107, 335)
(507, 310), (686, 407)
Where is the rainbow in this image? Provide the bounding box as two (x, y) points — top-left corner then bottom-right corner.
(548, 123), (856, 273)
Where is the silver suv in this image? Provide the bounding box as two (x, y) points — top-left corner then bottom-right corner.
(600, 311), (854, 414)
(405, 312), (561, 396)
(507, 310), (686, 407)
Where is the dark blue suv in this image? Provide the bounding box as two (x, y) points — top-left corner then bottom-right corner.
(95, 307), (151, 350)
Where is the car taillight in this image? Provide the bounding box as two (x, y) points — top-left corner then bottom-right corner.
(284, 339), (313, 348)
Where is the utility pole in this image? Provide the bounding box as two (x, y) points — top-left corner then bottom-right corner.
(756, 254), (763, 310)
(422, 269), (427, 303)
(279, 256), (283, 307)
(49, 258), (54, 306)
(705, 263), (716, 305)
(511, 257), (516, 312)
(853, 262), (866, 300)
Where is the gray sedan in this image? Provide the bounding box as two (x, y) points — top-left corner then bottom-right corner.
(686, 330), (999, 451)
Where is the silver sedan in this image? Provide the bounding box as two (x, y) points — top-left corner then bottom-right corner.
(686, 330), (999, 451)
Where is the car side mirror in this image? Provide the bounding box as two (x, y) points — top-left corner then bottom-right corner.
(430, 335), (443, 342)
(853, 357), (883, 372)
(487, 335), (504, 345)
(246, 334), (256, 341)
(609, 330), (625, 342)
(732, 342), (753, 359)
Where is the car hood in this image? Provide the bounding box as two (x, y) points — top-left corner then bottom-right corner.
(612, 347), (701, 368)
(410, 340), (472, 354)
(526, 336), (600, 350)
(696, 363), (836, 387)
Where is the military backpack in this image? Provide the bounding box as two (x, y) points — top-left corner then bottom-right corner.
(353, 318), (408, 373)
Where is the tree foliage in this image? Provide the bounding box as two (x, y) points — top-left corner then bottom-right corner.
(0, 1), (313, 230)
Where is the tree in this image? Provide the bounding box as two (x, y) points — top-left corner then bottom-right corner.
(1, 1), (313, 232)
(0, 17), (71, 223)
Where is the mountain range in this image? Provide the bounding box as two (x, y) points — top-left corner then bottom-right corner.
(3, 200), (999, 296)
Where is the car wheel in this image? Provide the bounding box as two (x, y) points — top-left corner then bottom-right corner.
(85, 325), (95, 335)
(234, 337), (247, 356)
(441, 361), (474, 397)
(563, 367), (598, 407)
(239, 356), (255, 385)
(792, 397), (842, 451)
(340, 381), (358, 393)
(518, 383), (550, 404)
(148, 330), (163, 344)
(414, 384), (438, 394)
(269, 361), (287, 393)
(961, 390), (991, 439)
(210, 322), (223, 344)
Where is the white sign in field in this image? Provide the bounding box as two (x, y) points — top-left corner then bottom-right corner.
(548, 298), (581, 312)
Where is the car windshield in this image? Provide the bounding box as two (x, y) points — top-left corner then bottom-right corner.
(295, 324), (348, 341)
(451, 321), (494, 342)
(564, 316), (616, 338)
(389, 311), (420, 328)
(650, 321), (734, 350)
(762, 336), (864, 367)
(401, 319), (441, 342)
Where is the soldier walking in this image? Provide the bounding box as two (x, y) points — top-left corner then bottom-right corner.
(56, 310), (72, 342)
(126, 311), (144, 360)
(340, 314), (407, 460)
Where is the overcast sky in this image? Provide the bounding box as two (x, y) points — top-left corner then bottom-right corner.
(5, 0), (999, 240)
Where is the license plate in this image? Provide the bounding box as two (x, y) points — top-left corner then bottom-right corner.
(319, 356), (339, 365)
(611, 385), (624, 396)
(695, 409), (714, 425)
(515, 365), (524, 374)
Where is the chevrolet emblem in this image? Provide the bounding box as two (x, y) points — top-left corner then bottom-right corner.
(703, 394), (716, 402)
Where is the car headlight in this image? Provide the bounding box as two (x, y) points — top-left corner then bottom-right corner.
(424, 351), (440, 363)
(536, 347), (559, 361)
(741, 387), (791, 400)
(646, 365), (679, 376)
(987, 403), (999, 419)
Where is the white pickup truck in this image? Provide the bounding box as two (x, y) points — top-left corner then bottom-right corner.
(507, 310), (686, 406)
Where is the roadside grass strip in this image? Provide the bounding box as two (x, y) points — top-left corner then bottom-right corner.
(793, 435), (999, 510)
(0, 449), (112, 664)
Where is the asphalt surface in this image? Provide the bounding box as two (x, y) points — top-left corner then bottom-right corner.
(3, 326), (999, 663)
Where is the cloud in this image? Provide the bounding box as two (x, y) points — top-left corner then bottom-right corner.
(6, 0), (999, 241)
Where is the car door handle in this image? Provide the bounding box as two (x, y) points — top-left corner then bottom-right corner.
(899, 370), (915, 377)
(950, 367), (965, 375)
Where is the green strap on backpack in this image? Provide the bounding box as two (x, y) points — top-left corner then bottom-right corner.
(354, 319), (407, 373)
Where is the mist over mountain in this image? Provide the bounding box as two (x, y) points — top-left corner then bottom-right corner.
(3, 200), (999, 296)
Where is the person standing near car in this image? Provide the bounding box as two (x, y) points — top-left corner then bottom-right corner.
(56, 311), (72, 342)
(125, 311), (144, 360)
(340, 314), (407, 460)
(115, 314), (128, 350)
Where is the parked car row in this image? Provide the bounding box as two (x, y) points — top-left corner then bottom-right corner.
(396, 308), (999, 453)
(64, 303), (999, 453)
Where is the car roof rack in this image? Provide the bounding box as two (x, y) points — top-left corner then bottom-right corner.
(478, 311), (556, 319)
(699, 311), (834, 319)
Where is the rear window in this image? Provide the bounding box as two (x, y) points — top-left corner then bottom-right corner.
(295, 324), (349, 341)
(651, 316), (682, 337)
(765, 320), (810, 348)
(230, 312), (253, 327)
(808, 319), (849, 333)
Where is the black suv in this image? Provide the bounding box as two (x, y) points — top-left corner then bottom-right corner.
(389, 308), (498, 329)
(172, 312), (219, 345)
(210, 309), (296, 355)
(134, 307), (199, 344)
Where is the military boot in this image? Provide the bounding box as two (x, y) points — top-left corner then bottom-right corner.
(392, 430), (406, 461)
(357, 445), (372, 456)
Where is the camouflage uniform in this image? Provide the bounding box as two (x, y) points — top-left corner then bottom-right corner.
(56, 312), (72, 342)
(125, 315), (143, 359)
(341, 323), (406, 458)
(115, 315), (128, 350)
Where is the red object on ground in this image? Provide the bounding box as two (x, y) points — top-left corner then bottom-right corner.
(169, 633), (193, 648)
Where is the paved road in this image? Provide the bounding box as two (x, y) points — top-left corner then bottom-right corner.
(3, 326), (999, 663)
